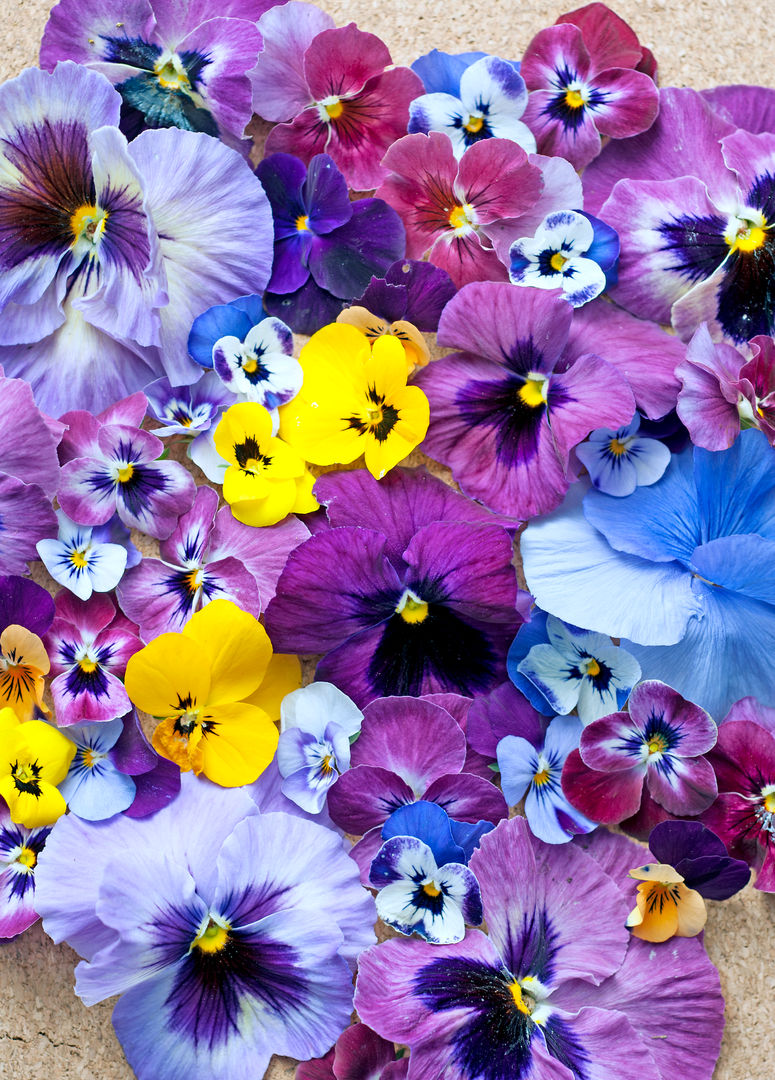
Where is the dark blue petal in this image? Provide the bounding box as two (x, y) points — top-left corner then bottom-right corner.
(411, 49), (490, 95)
(382, 801), (465, 866)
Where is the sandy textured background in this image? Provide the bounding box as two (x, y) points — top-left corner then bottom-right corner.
(2, 1), (775, 1077)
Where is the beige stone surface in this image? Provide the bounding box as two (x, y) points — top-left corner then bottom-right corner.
(1, 1), (775, 1078)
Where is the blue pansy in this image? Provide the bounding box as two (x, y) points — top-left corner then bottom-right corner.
(411, 48), (491, 95)
(576, 414), (672, 496)
(187, 294), (267, 369)
(59, 718), (138, 821)
(36, 511), (128, 601)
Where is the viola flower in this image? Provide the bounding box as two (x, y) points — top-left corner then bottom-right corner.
(0, 626), (50, 721)
(0, 577), (54, 638)
(296, 1022), (408, 1080)
(562, 681), (718, 833)
(117, 484), (308, 641)
(40, 0), (264, 150)
(261, 23), (424, 191)
(124, 599), (289, 786)
(700, 696), (775, 891)
(276, 682), (363, 814)
(415, 281), (636, 519)
(356, 815), (725, 1080)
(326, 697), (508, 883)
(521, 428), (775, 717)
(376, 132), (543, 288)
(35, 775), (377, 1079)
(256, 153), (406, 335)
(338, 259), (456, 373)
(59, 713), (180, 821)
(626, 863), (707, 943)
(36, 510), (128, 601)
(508, 209), (619, 307)
(213, 316), (301, 406)
(380, 801), (494, 867)
(576, 414), (672, 496)
(214, 401), (318, 526)
(0, 710), (75, 828)
(513, 614), (642, 724)
(0, 804), (51, 938)
(58, 413), (196, 541)
(497, 715), (597, 843)
(144, 374), (236, 438)
(520, 14), (659, 169)
(279, 324), (430, 480)
(408, 55), (536, 158)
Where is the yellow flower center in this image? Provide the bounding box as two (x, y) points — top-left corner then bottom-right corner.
(396, 591), (429, 624)
(464, 114), (484, 133)
(17, 847), (36, 870)
(508, 981), (534, 1016)
(725, 211), (768, 253)
(550, 251), (569, 272)
(647, 733), (668, 756)
(82, 748), (99, 769)
(296, 214), (310, 232)
(422, 881), (441, 898)
(79, 657), (98, 674)
(518, 376), (547, 408)
(193, 918), (230, 954)
(533, 766), (551, 786)
(564, 87), (586, 109)
(608, 438), (628, 456)
(325, 99), (344, 119)
(69, 548), (89, 569)
(154, 54), (191, 90)
(116, 463), (134, 483)
(12, 762), (38, 788)
(585, 658), (601, 677)
(242, 357), (259, 374)
(184, 568), (205, 595)
(320, 754), (334, 775)
(70, 204), (108, 246)
(763, 790), (775, 813)
(448, 203), (475, 231)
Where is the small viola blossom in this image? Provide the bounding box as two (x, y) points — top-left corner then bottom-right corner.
(562, 681), (719, 833)
(497, 715), (596, 844)
(508, 209), (619, 307)
(0, 804), (51, 938)
(643, 819), (750, 912)
(626, 862), (707, 943)
(44, 593), (141, 727)
(0, 710), (75, 828)
(214, 402), (318, 527)
(411, 48), (489, 95)
(576, 414), (672, 496)
(0, 577), (54, 638)
(124, 599), (291, 786)
(409, 55), (536, 159)
(380, 801), (494, 867)
(144, 374), (236, 438)
(514, 614), (642, 724)
(376, 132), (543, 288)
(276, 682), (363, 814)
(0, 626), (49, 721)
(36, 510), (128, 601)
(213, 316), (301, 407)
(279, 324), (430, 480)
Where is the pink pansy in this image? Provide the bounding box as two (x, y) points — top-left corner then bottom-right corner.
(376, 132), (544, 288)
(263, 22), (424, 191)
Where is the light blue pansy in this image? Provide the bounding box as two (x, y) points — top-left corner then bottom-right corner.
(36, 510), (127, 601)
(576, 414), (672, 496)
(59, 718), (136, 821)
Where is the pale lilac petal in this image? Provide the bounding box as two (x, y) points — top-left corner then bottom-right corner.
(0, 476), (57, 575)
(250, 2), (334, 121)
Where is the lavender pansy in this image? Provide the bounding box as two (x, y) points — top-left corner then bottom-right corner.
(36, 510), (128, 601)
(0, 805), (51, 939)
(276, 682), (363, 814)
(35, 774), (376, 1079)
(249, 1), (335, 123)
(497, 714), (597, 843)
(0, 577), (55, 638)
(0, 369), (62, 498)
(144, 374), (236, 437)
(576, 414), (671, 496)
(409, 55), (536, 159)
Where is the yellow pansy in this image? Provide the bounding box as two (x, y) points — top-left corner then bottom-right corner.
(279, 323), (430, 480)
(0, 625), (50, 721)
(625, 862), (707, 943)
(213, 402), (318, 527)
(0, 708), (75, 828)
(123, 599), (299, 786)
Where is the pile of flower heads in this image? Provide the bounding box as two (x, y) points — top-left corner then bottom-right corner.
(1, 0), (774, 1076)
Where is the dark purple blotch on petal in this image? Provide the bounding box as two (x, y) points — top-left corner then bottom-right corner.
(647, 820), (750, 900)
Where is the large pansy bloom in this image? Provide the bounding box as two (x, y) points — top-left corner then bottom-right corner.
(584, 88), (775, 344)
(40, 0), (265, 151)
(356, 816), (724, 1080)
(376, 132), (544, 289)
(416, 282), (636, 519)
(117, 484), (308, 641)
(261, 23), (424, 191)
(35, 774), (376, 1079)
(521, 428), (775, 718)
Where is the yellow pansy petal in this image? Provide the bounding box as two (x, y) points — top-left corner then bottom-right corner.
(390, 320), (431, 371)
(299, 322), (372, 388)
(1, 625), (50, 675)
(363, 387), (430, 479)
(674, 886), (707, 937)
(15, 721), (76, 784)
(336, 306), (388, 339)
(152, 715), (205, 775)
(279, 398), (365, 465)
(124, 633), (212, 717)
(197, 702), (279, 786)
(3, 781), (68, 829)
(364, 333), (413, 399)
(183, 600), (271, 706)
(291, 469), (320, 516)
(263, 437), (306, 480)
(213, 401), (274, 464)
(0, 707), (21, 734)
(243, 652), (303, 720)
(227, 480), (300, 527)
(628, 881), (680, 942)
(223, 464), (272, 504)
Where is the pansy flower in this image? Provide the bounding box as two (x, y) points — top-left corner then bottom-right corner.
(44, 592), (142, 727)
(408, 55), (536, 158)
(0, 710), (75, 828)
(0, 626), (50, 721)
(562, 681), (718, 836)
(279, 324), (430, 481)
(296, 1022), (408, 1080)
(256, 153), (407, 335)
(144, 374), (236, 438)
(415, 281), (636, 518)
(508, 209), (619, 306)
(576, 414), (672, 496)
(0, 803), (51, 939)
(0, 577), (54, 639)
(376, 132), (543, 288)
(124, 599), (292, 786)
(117, 484), (308, 641)
(36, 510), (128, 601)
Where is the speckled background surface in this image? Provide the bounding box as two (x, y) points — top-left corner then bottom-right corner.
(1, 1), (775, 1077)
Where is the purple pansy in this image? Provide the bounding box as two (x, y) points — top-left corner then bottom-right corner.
(356, 815), (724, 1080)
(0, 805), (51, 939)
(44, 592), (142, 727)
(700, 697), (775, 892)
(646, 820), (750, 901)
(59, 712), (180, 821)
(40, 0), (266, 151)
(117, 484), (308, 641)
(256, 152), (406, 334)
(0, 576), (55, 638)
(327, 696), (507, 885)
(576, 414), (672, 496)
(35, 774), (376, 1079)
(562, 681), (718, 837)
(416, 282), (636, 519)
(497, 715), (597, 843)
(296, 1022), (408, 1080)
(36, 510), (128, 601)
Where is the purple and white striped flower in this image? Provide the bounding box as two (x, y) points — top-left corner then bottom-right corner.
(36, 510), (128, 601)
(0, 806), (51, 939)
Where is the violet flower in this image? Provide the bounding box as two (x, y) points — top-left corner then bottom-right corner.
(0, 804), (51, 939)
(576, 414), (672, 496)
(256, 153), (406, 334)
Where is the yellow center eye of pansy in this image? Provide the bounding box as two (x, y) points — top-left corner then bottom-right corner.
(729, 224), (767, 252)
(448, 204), (474, 230)
(184, 568), (205, 595)
(296, 214), (310, 232)
(17, 847), (36, 870)
(154, 55), (190, 90)
(763, 789), (775, 813)
(396, 591), (429, 624)
(533, 766), (551, 786)
(71, 204), (108, 245)
(585, 658), (601, 677)
(508, 981), (534, 1016)
(320, 754), (335, 775)
(464, 114), (484, 133)
(79, 656), (98, 674)
(325, 99), (344, 119)
(193, 918), (230, 953)
(647, 734), (668, 756)
(609, 438), (628, 456)
(565, 88), (586, 109)
(422, 881), (441, 898)
(550, 251), (569, 272)
(518, 377), (547, 408)
(116, 463), (134, 483)
(70, 548), (89, 569)
(242, 357), (259, 374)
(12, 762), (39, 788)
